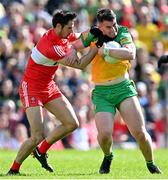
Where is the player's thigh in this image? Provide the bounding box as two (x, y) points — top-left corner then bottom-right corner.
(118, 96), (145, 132)
(44, 95), (78, 125)
(25, 106), (44, 137)
(95, 112), (114, 136)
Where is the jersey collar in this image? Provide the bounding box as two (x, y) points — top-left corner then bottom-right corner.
(49, 28), (62, 44)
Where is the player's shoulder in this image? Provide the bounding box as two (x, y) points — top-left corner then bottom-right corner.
(116, 26), (133, 45)
(118, 25), (129, 33)
(68, 32), (79, 42)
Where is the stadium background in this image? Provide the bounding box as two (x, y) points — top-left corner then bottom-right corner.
(0, 0), (168, 151)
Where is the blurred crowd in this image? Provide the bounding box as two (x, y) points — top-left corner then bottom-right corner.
(0, 0), (168, 150)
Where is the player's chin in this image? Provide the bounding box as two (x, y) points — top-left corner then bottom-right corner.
(107, 34), (115, 38)
(64, 33), (71, 39)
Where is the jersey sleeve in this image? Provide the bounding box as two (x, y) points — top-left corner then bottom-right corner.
(52, 45), (67, 61)
(117, 26), (133, 46)
(68, 33), (79, 42)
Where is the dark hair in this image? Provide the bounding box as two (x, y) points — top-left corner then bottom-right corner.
(96, 8), (116, 22)
(52, 9), (77, 28)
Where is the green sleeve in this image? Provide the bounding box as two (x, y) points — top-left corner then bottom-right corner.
(115, 26), (133, 46)
(80, 32), (96, 47)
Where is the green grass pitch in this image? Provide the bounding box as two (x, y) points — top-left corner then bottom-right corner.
(0, 149), (167, 179)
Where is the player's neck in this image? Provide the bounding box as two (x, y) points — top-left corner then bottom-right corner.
(53, 27), (62, 38)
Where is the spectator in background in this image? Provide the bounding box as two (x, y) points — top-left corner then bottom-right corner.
(136, 6), (160, 53)
(157, 58), (168, 125)
(1, 100), (21, 135)
(129, 28), (147, 50)
(0, 112), (10, 149)
(160, 16), (168, 52)
(13, 123), (28, 149)
(112, 112), (130, 147)
(150, 40), (165, 61)
(0, 37), (13, 68)
(134, 47), (149, 81)
(119, 3), (135, 29)
(13, 26), (33, 51)
(0, 100), (27, 150)
(136, 81), (157, 145)
(0, 79), (14, 101)
(85, 105), (98, 149)
(45, 0), (64, 15)
(72, 110), (90, 151)
(159, 55), (168, 66)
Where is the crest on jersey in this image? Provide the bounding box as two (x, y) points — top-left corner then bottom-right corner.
(31, 96), (36, 103)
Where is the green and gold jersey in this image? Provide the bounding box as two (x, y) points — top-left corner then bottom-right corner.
(91, 25), (133, 83)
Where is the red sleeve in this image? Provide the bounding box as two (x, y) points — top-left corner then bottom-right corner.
(51, 45), (66, 61)
(68, 33), (78, 42)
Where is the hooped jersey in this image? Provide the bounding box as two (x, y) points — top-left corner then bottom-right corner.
(23, 28), (76, 89)
(91, 26), (133, 83)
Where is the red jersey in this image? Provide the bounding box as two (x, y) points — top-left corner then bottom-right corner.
(23, 28), (76, 89)
(19, 29), (77, 109)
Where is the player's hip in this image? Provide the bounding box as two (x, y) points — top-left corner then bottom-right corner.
(91, 79), (138, 113)
(19, 80), (62, 110)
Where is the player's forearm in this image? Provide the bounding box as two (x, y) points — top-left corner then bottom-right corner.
(71, 46), (98, 70)
(72, 29), (96, 49)
(59, 46), (98, 69)
(71, 38), (85, 49)
(108, 47), (135, 60)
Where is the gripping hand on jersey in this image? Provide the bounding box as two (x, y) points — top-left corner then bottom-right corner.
(89, 26), (103, 38)
(80, 26), (114, 48)
(80, 26), (103, 47)
(90, 26), (114, 47)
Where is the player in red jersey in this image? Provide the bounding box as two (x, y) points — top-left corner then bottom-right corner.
(7, 10), (108, 175)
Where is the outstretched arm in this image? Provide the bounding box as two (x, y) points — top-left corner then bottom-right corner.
(59, 46), (98, 70)
(71, 26), (103, 49)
